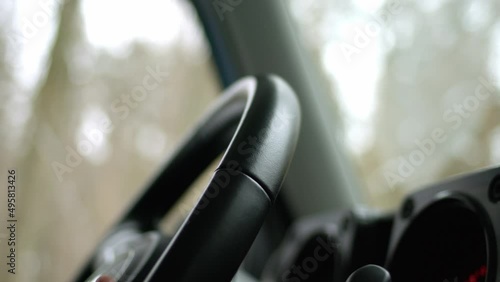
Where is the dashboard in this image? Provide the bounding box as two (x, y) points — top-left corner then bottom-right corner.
(388, 199), (489, 282)
(263, 167), (500, 282)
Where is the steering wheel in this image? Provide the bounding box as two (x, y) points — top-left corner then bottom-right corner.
(74, 75), (301, 282)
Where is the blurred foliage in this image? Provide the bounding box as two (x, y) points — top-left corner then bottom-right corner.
(290, 0), (500, 208)
(0, 0), (218, 281)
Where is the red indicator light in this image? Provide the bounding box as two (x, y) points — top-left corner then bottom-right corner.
(479, 265), (487, 276)
(465, 265), (487, 282)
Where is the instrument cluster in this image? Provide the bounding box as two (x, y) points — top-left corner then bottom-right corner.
(264, 167), (500, 282)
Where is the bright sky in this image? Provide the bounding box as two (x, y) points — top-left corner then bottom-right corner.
(80, 0), (184, 50)
(7, 0), (194, 162)
(9, 0), (190, 90)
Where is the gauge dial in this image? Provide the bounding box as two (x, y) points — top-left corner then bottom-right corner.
(389, 200), (489, 282)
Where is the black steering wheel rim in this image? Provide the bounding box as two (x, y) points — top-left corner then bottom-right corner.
(75, 75), (301, 282)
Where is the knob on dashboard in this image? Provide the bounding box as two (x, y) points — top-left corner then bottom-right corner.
(346, 265), (391, 282)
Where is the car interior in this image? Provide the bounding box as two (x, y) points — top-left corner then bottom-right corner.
(1, 0), (499, 282)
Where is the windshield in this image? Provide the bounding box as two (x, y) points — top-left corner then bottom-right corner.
(289, 0), (500, 208)
(1, 0), (219, 281)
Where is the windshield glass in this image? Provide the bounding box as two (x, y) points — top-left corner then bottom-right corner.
(0, 0), (218, 281)
(288, 0), (500, 209)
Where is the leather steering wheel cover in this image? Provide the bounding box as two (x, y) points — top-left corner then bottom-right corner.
(74, 75), (301, 282)
(217, 75), (301, 201)
(146, 75), (301, 281)
(121, 75), (300, 229)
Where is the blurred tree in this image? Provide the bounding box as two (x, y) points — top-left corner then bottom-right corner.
(360, 0), (500, 208)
